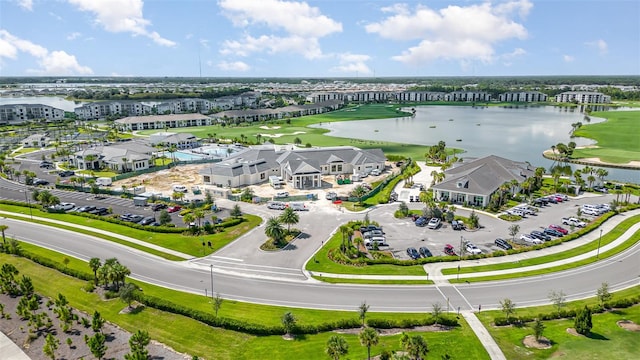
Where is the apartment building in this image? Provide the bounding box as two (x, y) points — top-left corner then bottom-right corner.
(498, 91), (548, 102)
(554, 91), (611, 104)
(0, 104), (65, 124)
(74, 101), (152, 120)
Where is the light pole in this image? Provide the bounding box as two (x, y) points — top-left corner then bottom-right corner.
(210, 264), (214, 299)
(596, 229), (602, 259)
(459, 235), (463, 261)
(23, 184), (33, 220)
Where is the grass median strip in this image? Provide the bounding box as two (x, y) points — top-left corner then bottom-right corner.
(450, 227), (640, 283)
(443, 214), (640, 276)
(311, 276), (432, 285)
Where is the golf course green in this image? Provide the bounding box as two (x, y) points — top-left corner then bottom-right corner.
(571, 110), (640, 164)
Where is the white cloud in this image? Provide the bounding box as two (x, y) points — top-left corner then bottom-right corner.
(16, 0), (33, 11)
(199, 39), (210, 49)
(0, 29), (93, 75)
(585, 39), (608, 55)
(49, 12), (63, 21)
(563, 55), (575, 62)
(365, 0), (532, 66)
(219, 0), (341, 59)
(217, 61), (251, 72)
(331, 53), (372, 75)
(67, 0), (176, 47)
(67, 32), (81, 40)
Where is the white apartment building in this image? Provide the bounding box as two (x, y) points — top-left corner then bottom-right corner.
(554, 91), (611, 104)
(115, 113), (214, 131)
(444, 91), (492, 102)
(394, 91), (446, 102)
(0, 104), (65, 124)
(74, 101), (152, 120)
(498, 91), (548, 102)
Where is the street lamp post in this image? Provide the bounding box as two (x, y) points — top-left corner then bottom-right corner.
(596, 229), (603, 259)
(23, 184), (33, 220)
(210, 264), (214, 299)
(459, 236), (463, 261)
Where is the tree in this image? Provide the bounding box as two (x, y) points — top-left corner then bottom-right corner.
(279, 207), (299, 233)
(359, 327), (379, 360)
(43, 333), (59, 360)
(398, 202), (409, 217)
(326, 335), (349, 360)
(596, 282), (612, 306)
(212, 293), (223, 317)
(89, 257), (102, 284)
(265, 217), (286, 246)
(432, 302), (443, 326)
(92, 310), (105, 333)
(351, 185), (368, 206)
(86, 332), (107, 359)
(182, 213), (195, 228)
(281, 311), (296, 337)
(468, 210), (480, 229)
(125, 330), (151, 360)
(230, 204), (242, 218)
(500, 298), (516, 322)
(533, 318), (545, 341)
(358, 301), (370, 327)
(119, 283), (138, 309)
(548, 290), (566, 315)
(400, 332), (428, 360)
(574, 305), (593, 335)
(508, 224), (520, 241)
(0, 224), (8, 247)
(158, 209), (172, 225)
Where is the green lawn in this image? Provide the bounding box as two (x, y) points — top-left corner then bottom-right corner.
(311, 276), (432, 285)
(476, 286), (640, 360)
(443, 214), (639, 275)
(0, 204), (261, 257)
(0, 252), (489, 360)
(571, 110), (640, 164)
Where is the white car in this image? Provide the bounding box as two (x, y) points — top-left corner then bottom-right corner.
(275, 192), (289, 198)
(427, 218), (441, 229)
(520, 234), (543, 244)
(172, 184), (188, 193)
(50, 202), (75, 211)
(465, 243), (482, 255)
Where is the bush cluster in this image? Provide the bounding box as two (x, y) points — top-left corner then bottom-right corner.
(367, 315), (458, 329)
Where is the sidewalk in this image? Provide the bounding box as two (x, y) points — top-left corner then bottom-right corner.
(0, 331), (31, 360)
(461, 311), (506, 360)
(0, 211), (193, 260)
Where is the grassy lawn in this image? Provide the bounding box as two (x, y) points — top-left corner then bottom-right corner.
(306, 230), (426, 276)
(571, 110), (640, 164)
(0, 252), (489, 360)
(476, 286), (640, 360)
(76, 169), (118, 177)
(0, 204), (261, 257)
(311, 276), (432, 285)
(137, 104), (433, 159)
(442, 214), (639, 275)
(10, 147), (39, 156)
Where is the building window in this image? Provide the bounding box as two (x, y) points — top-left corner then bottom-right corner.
(260, 173), (266, 180)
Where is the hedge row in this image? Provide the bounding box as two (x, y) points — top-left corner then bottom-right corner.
(367, 315), (458, 329)
(493, 295), (640, 326)
(10, 246), (94, 282)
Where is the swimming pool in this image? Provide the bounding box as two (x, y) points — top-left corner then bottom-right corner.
(199, 146), (239, 157)
(173, 151), (208, 161)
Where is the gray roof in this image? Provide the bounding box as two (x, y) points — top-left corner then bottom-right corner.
(432, 155), (535, 196)
(115, 113), (211, 124)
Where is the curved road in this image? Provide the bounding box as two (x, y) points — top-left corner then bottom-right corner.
(3, 216), (639, 312)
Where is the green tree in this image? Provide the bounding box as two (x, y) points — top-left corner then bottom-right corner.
(158, 209), (172, 225)
(281, 311), (296, 337)
(596, 282), (612, 306)
(400, 332), (428, 360)
(119, 283), (138, 309)
(0, 224), (8, 247)
(86, 332), (107, 359)
(212, 293), (223, 317)
(351, 185), (368, 206)
(548, 290), (566, 315)
(92, 310), (105, 333)
(230, 204), (242, 218)
(359, 327), (379, 360)
(265, 217), (286, 246)
(43, 333), (59, 360)
(124, 330), (151, 360)
(89, 257), (102, 284)
(508, 224), (520, 241)
(432, 302), (443, 326)
(398, 202), (409, 217)
(468, 210), (480, 229)
(533, 318), (545, 341)
(500, 298), (516, 323)
(358, 301), (370, 327)
(574, 305), (593, 335)
(326, 335), (349, 360)
(279, 207), (299, 233)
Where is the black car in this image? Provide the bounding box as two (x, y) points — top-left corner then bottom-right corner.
(533, 198), (548, 207)
(88, 207), (108, 216)
(151, 203), (167, 211)
(139, 216), (156, 226)
(543, 228), (564, 237)
(58, 170), (75, 177)
(530, 230), (551, 241)
(494, 238), (513, 250)
(33, 178), (49, 186)
(406, 247), (420, 260)
(415, 217), (427, 227)
(360, 225), (382, 233)
(419, 247), (433, 258)
(75, 205), (96, 213)
(39, 161), (54, 168)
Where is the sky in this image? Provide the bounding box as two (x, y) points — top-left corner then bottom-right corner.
(0, 0), (638, 77)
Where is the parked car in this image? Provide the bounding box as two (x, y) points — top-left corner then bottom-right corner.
(289, 202), (308, 211)
(549, 224), (569, 235)
(126, 214), (144, 223)
(530, 230), (551, 241)
(406, 247), (420, 260)
(419, 247), (433, 258)
(543, 228), (564, 237)
(533, 198), (549, 207)
(167, 205), (182, 213)
(561, 217), (586, 228)
(365, 237), (388, 248)
(151, 203), (167, 211)
(507, 208), (526, 217)
(581, 207), (601, 216)
(75, 205), (96, 213)
(444, 244), (456, 256)
(58, 170), (75, 177)
(275, 191), (290, 198)
(49, 202), (75, 212)
(553, 193), (569, 201)
(427, 218), (441, 229)
(494, 238), (513, 250)
(172, 184), (188, 193)
(39, 161), (53, 168)
(520, 234), (543, 244)
(325, 191), (337, 200)
(267, 201), (286, 210)
(362, 230), (384, 239)
(465, 242), (482, 255)
(370, 169), (381, 176)
(451, 220), (464, 230)
(139, 216), (156, 226)
(360, 225), (382, 233)
(545, 196), (558, 204)
(415, 217), (428, 227)
(32, 178), (49, 186)
(88, 207), (109, 216)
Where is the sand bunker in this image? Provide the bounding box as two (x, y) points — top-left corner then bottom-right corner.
(259, 125), (281, 130)
(260, 131), (306, 138)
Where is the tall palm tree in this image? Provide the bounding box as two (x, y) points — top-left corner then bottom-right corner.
(265, 217), (285, 245)
(182, 213), (195, 227)
(193, 209), (205, 228)
(279, 207), (299, 234)
(89, 258), (102, 284)
(359, 327), (379, 360)
(326, 335), (349, 360)
(0, 224), (8, 247)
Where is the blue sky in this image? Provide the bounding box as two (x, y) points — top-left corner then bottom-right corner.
(0, 0), (638, 77)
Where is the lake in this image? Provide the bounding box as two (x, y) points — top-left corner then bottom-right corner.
(312, 105), (639, 183)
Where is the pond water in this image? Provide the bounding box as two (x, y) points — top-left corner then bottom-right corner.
(312, 105), (639, 183)
(0, 96), (80, 112)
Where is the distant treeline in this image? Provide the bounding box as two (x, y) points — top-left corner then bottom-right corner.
(67, 87), (252, 101)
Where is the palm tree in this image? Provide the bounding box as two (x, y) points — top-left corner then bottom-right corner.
(279, 207), (299, 234)
(193, 209), (205, 228)
(89, 258), (102, 284)
(587, 175), (596, 190)
(183, 213), (195, 228)
(358, 301), (370, 327)
(339, 225), (353, 253)
(400, 332), (428, 360)
(326, 335), (349, 360)
(359, 327), (379, 360)
(351, 185), (368, 206)
(265, 217), (286, 245)
(0, 224), (8, 247)
(596, 168), (608, 183)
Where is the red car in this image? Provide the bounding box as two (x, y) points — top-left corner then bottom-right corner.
(167, 205), (182, 213)
(549, 224), (568, 235)
(444, 244), (456, 256)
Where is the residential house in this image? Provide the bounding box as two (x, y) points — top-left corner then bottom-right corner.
(22, 133), (48, 148)
(68, 141), (156, 173)
(149, 132), (199, 149)
(431, 155), (535, 207)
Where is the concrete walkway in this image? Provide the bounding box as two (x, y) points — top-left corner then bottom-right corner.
(0, 331), (31, 360)
(461, 311), (507, 360)
(0, 211), (193, 260)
